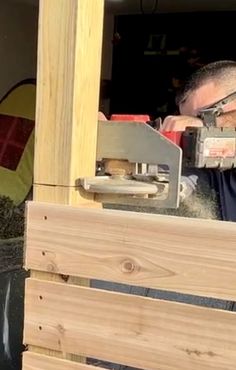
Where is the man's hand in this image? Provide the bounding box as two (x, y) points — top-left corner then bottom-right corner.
(161, 115), (203, 131)
(216, 110), (236, 128)
(98, 111), (107, 120)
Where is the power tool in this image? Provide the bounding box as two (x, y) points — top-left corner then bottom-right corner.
(79, 102), (236, 209)
(183, 90), (236, 168)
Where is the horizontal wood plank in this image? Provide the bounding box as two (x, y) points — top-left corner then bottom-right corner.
(24, 278), (236, 370)
(25, 201), (236, 301)
(23, 352), (104, 370)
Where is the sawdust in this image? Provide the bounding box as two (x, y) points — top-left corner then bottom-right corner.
(178, 192), (219, 219)
(104, 170), (221, 220)
(104, 196), (219, 219)
(155, 190), (219, 219)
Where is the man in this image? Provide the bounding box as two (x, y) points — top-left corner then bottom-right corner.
(162, 60), (236, 221)
(162, 60), (236, 130)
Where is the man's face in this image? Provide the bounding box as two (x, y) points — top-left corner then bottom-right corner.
(179, 80), (236, 117)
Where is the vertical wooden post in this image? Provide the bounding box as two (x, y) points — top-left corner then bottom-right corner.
(27, 0), (104, 362)
(34, 0), (104, 205)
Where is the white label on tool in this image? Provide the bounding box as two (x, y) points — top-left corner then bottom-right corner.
(203, 138), (236, 158)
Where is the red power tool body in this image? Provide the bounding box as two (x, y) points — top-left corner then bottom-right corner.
(110, 114), (236, 169)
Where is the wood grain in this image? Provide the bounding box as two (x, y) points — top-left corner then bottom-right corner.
(26, 0), (104, 365)
(24, 278), (236, 370)
(23, 352), (104, 370)
(33, 185), (100, 208)
(25, 201), (236, 301)
(34, 0), (104, 198)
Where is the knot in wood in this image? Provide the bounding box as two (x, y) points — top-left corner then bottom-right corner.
(121, 259), (136, 273)
(47, 262), (56, 272)
(57, 324), (65, 335)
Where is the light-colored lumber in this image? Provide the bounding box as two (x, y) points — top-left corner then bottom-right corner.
(24, 278), (236, 370)
(26, 0), (104, 365)
(23, 352), (105, 370)
(25, 201), (236, 301)
(34, 0), (104, 203)
(33, 185), (99, 207)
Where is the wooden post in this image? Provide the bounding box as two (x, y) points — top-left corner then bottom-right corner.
(27, 0), (104, 362)
(34, 0), (104, 205)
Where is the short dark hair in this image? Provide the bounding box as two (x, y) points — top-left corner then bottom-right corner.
(176, 60), (236, 106)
